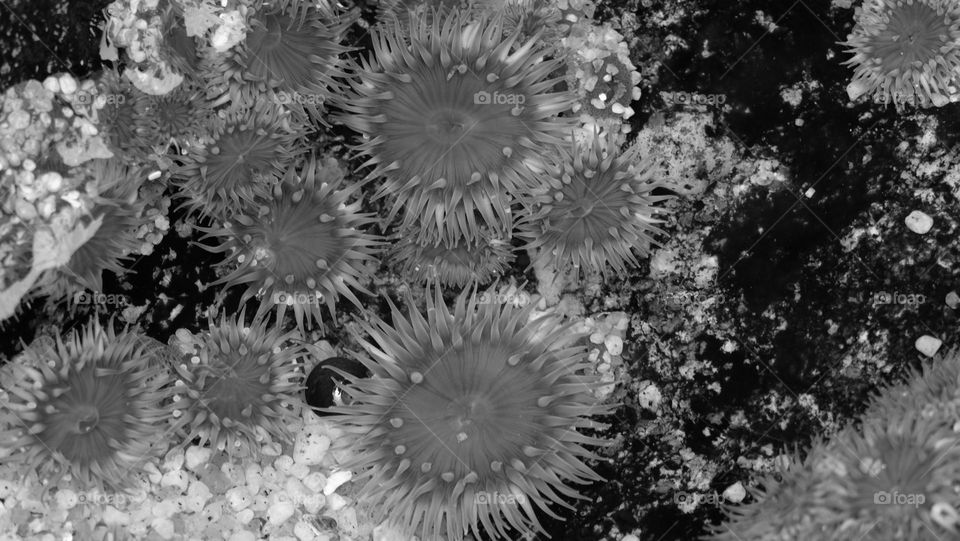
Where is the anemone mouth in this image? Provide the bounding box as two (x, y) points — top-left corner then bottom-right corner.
(174, 104), (305, 219)
(0, 321), (174, 490)
(330, 287), (612, 540)
(139, 82), (211, 146)
(196, 156), (382, 332)
(338, 7), (576, 245)
(521, 132), (673, 277)
(170, 312), (306, 457)
(843, 0), (960, 108)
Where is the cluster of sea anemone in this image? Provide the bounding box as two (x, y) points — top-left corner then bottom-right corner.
(713, 348), (960, 540)
(328, 286), (613, 540)
(842, 0), (960, 109)
(0, 320), (175, 490)
(168, 310), (307, 458)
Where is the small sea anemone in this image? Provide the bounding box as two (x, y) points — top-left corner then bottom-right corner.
(136, 80), (212, 151)
(33, 158), (152, 301)
(328, 286), (612, 540)
(173, 103), (305, 219)
(520, 130), (672, 278)
(842, 0), (960, 109)
(168, 311), (306, 458)
(389, 226), (515, 287)
(0, 320), (174, 490)
(93, 70), (153, 161)
(196, 156), (382, 332)
(214, 0), (354, 118)
(336, 7), (576, 245)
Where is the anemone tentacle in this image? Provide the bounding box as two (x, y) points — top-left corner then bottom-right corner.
(328, 286), (612, 540)
(390, 225), (515, 287)
(336, 7), (577, 245)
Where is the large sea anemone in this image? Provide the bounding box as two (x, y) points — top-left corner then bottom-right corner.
(173, 103), (305, 219)
(137, 80), (212, 152)
(213, 0), (354, 120)
(168, 311), (306, 458)
(842, 0), (960, 109)
(328, 286), (613, 540)
(196, 156), (382, 333)
(336, 7), (576, 245)
(0, 320), (174, 490)
(520, 130), (672, 277)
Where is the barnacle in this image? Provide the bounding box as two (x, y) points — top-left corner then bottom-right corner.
(196, 156), (382, 333)
(842, 0), (960, 109)
(336, 7), (576, 245)
(0, 320), (174, 490)
(520, 130), (672, 277)
(328, 286), (612, 540)
(169, 311), (306, 458)
(173, 102), (305, 219)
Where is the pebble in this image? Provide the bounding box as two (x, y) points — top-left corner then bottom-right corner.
(184, 480), (213, 512)
(302, 493), (326, 514)
(294, 427), (331, 466)
(58, 74), (77, 95)
(637, 381), (662, 411)
(160, 470), (190, 493)
(274, 455), (295, 473)
(245, 464), (263, 495)
(226, 487), (253, 511)
(604, 335), (623, 356)
(947, 291), (959, 309)
(162, 448), (185, 472)
(54, 489), (77, 509)
(916, 335), (943, 357)
(42, 76), (60, 93)
(323, 470), (353, 495)
(151, 517), (175, 540)
(326, 493), (348, 511)
(229, 530), (256, 541)
(184, 446), (212, 471)
(267, 500), (296, 526)
(236, 509), (255, 525)
(723, 482), (746, 503)
(589, 332), (605, 344)
(102, 505), (130, 525)
(295, 520), (319, 541)
(905, 210), (933, 234)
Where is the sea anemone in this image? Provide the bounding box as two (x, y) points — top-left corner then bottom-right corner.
(842, 0), (960, 109)
(136, 80), (212, 152)
(32, 158), (153, 302)
(196, 156), (382, 333)
(336, 7), (576, 245)
(156, 0), (203, 80)
(173, 102), (305, 219)
(213, 0), (354, 119)
(520, 130), (672, 278)
(168, 310), (306, 458)
(0, 320), (175, 490)
(328, 286), (613, 540)
(389, 225), (515, 287)
(92, 70), (153, 161)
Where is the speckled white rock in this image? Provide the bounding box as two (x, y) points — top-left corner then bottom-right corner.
(262, 442), (282, 456)
(226, 487), (253, 511)
(184, 480), (213, 512)
(245, 464), (263, 495)
(294, 426), (331, 466)
(294, 520), (319, 541)
(267, 500), (296, 526)
(604, 335), (623, 356)
(323, 470), (353, 495)
(905, 210), (933, 234)
(162, 448), (185, 472)
(274, 454), (295, 473)
(151, 517), (175, 540)
(947, 291), (960, 309)
(916, 335), (943, 357)
(252, 494), (270, 512)
(302, 472), (326, 494)
(302, 493), (326, 514)
(289, 462), (311, 479)
(144, 461), (163, 484)
(723, 482), (746, 503)
(58, 74), (77, 95)
(637, 381), (662, 411)
(152, 500), (178, 518)
(228, 530), (256, 541)
(160, 470), (190, 492)
(185, 446), (213, 471)
(54, 489), (78, 509)
(326, 493), (348, 511)
(589, 332), (605, 344)
(236, 509), (255, 525)
(331, 506), (359, 536)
